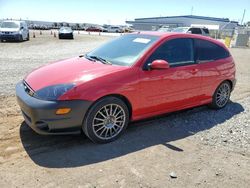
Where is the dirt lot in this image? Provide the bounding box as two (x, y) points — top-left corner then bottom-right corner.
(0, 33), (249, 188)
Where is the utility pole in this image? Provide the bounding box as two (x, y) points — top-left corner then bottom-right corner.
(241, 9), (246, 25)
(191, 6), (194, 15)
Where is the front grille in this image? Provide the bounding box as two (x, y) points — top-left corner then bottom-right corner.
(23, 81), (35, 97)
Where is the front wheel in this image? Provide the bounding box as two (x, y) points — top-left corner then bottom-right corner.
(209, 81), (231, 109)
(19, 35), (23, 42)
(83, 97), (129, 143)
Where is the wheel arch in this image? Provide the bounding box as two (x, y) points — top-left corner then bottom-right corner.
(95, 94), (133, 120)
(83, 94), (131, 121)
(225, 79), (233, 90)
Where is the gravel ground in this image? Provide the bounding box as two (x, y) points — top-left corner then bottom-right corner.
(0, 32), (112, 95)
(0, 34), (249, 187)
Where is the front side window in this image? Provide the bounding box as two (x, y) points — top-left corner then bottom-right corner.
(195, 39), (230, 62)
(146, 38), (194, 67)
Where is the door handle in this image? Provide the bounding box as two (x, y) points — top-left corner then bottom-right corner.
(190, 68), (198, 74)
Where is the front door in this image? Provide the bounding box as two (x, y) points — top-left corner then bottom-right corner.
(137, 38), (202, 117)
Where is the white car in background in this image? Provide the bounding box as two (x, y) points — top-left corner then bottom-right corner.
(172, 27), (210, 36)
(0, 20), (29, 42)
(107, 26), (123, 33)
(157, 26), (173, 32)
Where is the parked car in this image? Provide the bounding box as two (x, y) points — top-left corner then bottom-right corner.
(107, 26), (123, 33)
(157, 26), (173, 32)
(58, 27), (74, 39)
(16, 32), (235, 143)
(172, 27), (210, 36)
(86, 26), (103, 32)
(0, 20), (29, 42)
(123, 27), (134, 33)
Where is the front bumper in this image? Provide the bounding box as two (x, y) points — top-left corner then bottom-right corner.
(232, 78), (236, 91)
(16, 82), (93, 135)
(0, 33), (21, 41)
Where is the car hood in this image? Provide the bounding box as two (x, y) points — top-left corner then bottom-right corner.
(25, 57), (128, 91)
(0, 28), (20, 32)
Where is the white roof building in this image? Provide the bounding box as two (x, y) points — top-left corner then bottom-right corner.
(126, 15), (239, 31)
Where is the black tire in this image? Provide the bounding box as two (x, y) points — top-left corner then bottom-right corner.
(27, 33), (30, 41)
(19, 35), (23, 42)
(83, 97), (129, 144)
(209, 81), (231, 109)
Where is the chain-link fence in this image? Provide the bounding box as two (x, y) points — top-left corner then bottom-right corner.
(209, 27), (250, 47)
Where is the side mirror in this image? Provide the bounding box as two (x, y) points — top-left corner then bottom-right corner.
(20, 26), (24, 30)
(149, 60), (170, 70)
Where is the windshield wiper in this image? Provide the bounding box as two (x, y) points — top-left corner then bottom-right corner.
(83, 54), (96, 62)
(87, 55), (112, 65)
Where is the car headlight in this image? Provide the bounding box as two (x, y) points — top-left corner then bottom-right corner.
(35, 84), (75, 100)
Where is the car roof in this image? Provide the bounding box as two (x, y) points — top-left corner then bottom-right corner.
(133, 31), (225, 48)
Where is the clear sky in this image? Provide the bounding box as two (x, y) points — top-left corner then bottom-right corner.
(0, 0), (249, 24)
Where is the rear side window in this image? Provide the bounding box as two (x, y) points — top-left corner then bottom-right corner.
(146, 38), (194, 67)
(203, 28), (209, 34)
(195, 39), (230, 61)
(190, 28), (202, 34)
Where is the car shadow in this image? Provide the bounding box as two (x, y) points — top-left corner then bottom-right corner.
(19, 101), (244, 168)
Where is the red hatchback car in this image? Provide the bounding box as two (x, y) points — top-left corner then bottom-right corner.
(16, 32), (236, 143)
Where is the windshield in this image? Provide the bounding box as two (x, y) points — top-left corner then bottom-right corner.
(172, 27), (189, 33)
(87, 34), (159, 66)
(1, 22), (19, 28)
(59, 27), (72, 32)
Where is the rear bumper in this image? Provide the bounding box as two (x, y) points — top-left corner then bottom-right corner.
(58, 33), (73, 39)
(16, 82), (93, 135)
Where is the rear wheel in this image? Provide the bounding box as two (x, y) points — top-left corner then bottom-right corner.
(83, 97), (129, 143)
(209, 81), (231, 109)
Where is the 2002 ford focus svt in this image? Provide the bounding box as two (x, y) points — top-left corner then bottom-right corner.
(16, 32), (236, 143)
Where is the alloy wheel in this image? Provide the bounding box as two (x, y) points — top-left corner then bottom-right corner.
(215, 83), (230, 107)
(92, 104), (126, 140)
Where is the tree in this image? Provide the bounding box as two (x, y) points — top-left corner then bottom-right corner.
(76, 23), (80, 29)
(53, 22), (58, 28)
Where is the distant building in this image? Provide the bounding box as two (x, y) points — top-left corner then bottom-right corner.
(126, 15), (239, 31)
